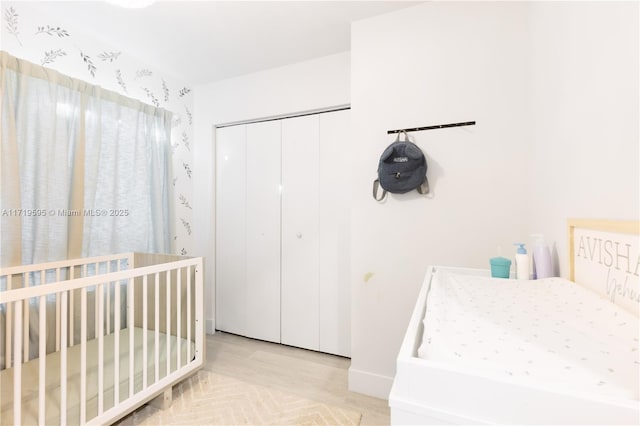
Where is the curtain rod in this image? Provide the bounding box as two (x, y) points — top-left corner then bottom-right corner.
(387, 121), (476, 134)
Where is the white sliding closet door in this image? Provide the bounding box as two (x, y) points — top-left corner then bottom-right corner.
(215, 125), (247, 336)
(319, 109), (351, 357)
(245, 121), (281, 343)
(215, 109), (350, 357)
(281, 115), (320, 351)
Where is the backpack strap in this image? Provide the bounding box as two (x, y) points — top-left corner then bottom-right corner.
(372, 179), (387, 201)
(395, 130), (409, 143)
(417, 176), (430, 195)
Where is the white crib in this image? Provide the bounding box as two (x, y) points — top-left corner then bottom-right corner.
(0, 253), (204, 425)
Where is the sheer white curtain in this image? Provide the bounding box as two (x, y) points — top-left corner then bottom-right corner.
(0, 51), (174, 267)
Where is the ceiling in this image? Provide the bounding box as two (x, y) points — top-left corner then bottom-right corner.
(32, 1), (421, 85)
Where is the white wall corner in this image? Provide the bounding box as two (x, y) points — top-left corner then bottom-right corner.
(348, 367), (393, 400)
(206, 319), (216, 335)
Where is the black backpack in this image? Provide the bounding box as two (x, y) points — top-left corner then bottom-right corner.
(372, 131), (429, 201)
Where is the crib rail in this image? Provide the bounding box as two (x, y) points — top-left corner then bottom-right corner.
(1, 253), (134, 369)
(0, 252), (134, 278)
(0, 255), (204, 426)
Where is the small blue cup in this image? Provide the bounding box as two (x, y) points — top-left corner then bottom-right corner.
(490, 257), (511, 278)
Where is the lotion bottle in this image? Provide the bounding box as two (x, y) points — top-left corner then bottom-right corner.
(531, 234), (552, 279)
(513, 243), (529, 280)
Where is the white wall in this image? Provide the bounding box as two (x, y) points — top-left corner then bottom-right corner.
(349, 2), (532, 397)
(348, 0), (639, 399)
(193, 52), (350, 332)
(528, 1), (639, 276)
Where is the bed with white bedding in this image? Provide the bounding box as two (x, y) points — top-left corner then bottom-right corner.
(389, 220), (640, 425)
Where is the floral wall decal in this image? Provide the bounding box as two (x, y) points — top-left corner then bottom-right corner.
(35, 25), (69, 37)
(41, 49), (66, 65)
(179, 194), (192, 209)
(162, 79), (169, 102)
(98, 51), (121, 62)
(180, 218), (192, 236)
(183, 162), (192, 179)
(135, 68), (153, 79)
(184, 106), (192, 126)
(2, 1), (195, 257)
(4, 6), (21, 45)
(182, 131), (190, 151)
(80, 51), (96, 77)
(141, 87), (160, 107)
(115, 69), (127, 93)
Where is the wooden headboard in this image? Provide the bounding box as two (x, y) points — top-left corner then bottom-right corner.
(568, 219), (640, 316)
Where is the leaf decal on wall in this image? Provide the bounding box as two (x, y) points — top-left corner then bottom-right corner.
(178, 87), (191, 98)
(98, 51), (121, 62)
(181, 131), (190, 151)
(184, 106), (192, 126)
(179, 194), (192, 209)
(171, 140), (179, 153)
(141, 87), (160, 107)
(4, 7), (22, 46)
(80, 52), (96, 77)
(180, 248), (187, 256)
(180, 218), (192, 236)
(35, 25), (70, 37)
(162, 79), (170, 102)
(115, 69), (127, 93)
(182, 162), (192, 179)
(172, 177), (178, 187)
(171, 115), (182, 128)
(41, 49), (67, 66)
(135, 68), (153, 79)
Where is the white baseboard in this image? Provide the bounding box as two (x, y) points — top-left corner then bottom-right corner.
(348, 367), (393, 400)
(206, 319), (215, 335)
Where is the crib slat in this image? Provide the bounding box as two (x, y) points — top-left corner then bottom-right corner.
(23, 273), (29, 361)
(143, 274), (148, 389)
(195, 262), (203, 362)
(60, 292), (68, 425)
(14, 301), (23, 426)
(107, 262), (112, 335)
(114, 275), (121, 405)
(69, 268), (74, 347)
(80, 287), (87, 424)
(98, 282), (105, 414)
(128, 277), (135, 398)
(39, 295), (46, 425)
(55, 269), (61, 352)
(166, 269), (171, 376)
(6, 274), (12, 369)
(155, 272), (160, 383)
(187, 265), (191, 361)
(177, 268), (182, 368)
(93, 266), (99, 339)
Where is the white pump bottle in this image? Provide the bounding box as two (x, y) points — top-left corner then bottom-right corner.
(513, 243), (529, 280)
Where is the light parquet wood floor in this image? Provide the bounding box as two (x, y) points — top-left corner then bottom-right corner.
(117, 332), (390, 425)
(203, 332), (390, 425)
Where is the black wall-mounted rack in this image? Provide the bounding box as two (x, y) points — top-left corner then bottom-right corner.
(387, 121), (476, 134)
